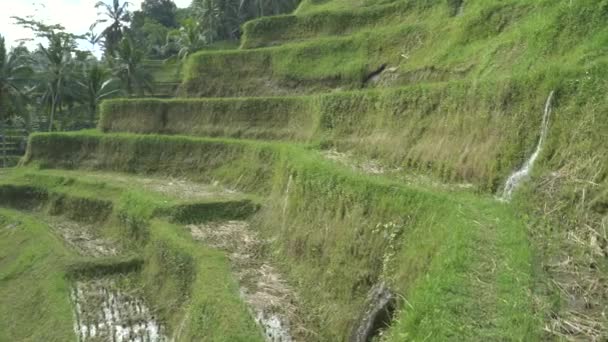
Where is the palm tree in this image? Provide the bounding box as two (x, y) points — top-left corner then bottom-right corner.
(0, 36), (32, 166)
(110, 37), (153, 96)
(192, 0), (223, 44)
(96, 0), (132, 57)
(11, 17), (82, 131)
(0, 35), (31, 120)
(240, 0), (300, 17)
(167, 18), (206, 61)
(85, 23), (103, 52)
(77, 58), (119, 124)
(34, 32), (78, 131)
(188, 0), (300, 46)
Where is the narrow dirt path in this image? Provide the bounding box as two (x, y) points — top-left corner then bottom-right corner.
(188, 221), (310, 342)
(47, 218), (118, 257)
(66, 171), (240, 201)
(321, 149), (474, 191)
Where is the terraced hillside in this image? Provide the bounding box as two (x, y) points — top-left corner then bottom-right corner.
(3, 0), (608, 341)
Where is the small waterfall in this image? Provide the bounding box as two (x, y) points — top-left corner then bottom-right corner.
(500, 91), (555, 201)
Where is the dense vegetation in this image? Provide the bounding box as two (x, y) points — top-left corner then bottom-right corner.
(1, 0), (607, 341)
(0, 0), (301, 133)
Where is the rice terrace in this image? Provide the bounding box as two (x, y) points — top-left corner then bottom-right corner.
(0, 0), (607, 341)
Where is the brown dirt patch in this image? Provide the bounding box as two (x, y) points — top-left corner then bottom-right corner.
(189, 221), (311, 341)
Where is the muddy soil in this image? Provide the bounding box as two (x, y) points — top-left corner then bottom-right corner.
(189, 221), (308, 342)
(80, 172), (239, 201)
(322, 149), (390, 175)
(322, 149), (474, 191)
(44, 216), (167, 342)
(48, 218), (118, 257)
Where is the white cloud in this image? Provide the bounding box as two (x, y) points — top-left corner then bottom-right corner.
(0, 0), (191, 53)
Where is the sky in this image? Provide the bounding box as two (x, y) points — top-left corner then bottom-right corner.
(0, 0), (191, 53)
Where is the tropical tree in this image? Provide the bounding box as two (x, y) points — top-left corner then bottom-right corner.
(0, 35), (32, 165)
(0, 35), (31, 120)
(84, 23), (103, 52)
(141, 18), (173, 58)
(11, 18), (80, 131)
(187, 0), (300, 46)
(192, 0), (223, 44)
(95, 0), (131, 57)
(110, 37), (152, 96)
(35, 34), (78, 131)
(77, 58), (119, 124)
(166, 18), (206, 61)
(141, 0), (178, 28)
(239, 0), (300, 18)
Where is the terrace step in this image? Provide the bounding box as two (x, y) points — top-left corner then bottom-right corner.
(241, 1), (417, 49)
(0, 169), (259, 225)
(181, 24), (430, 97)
(16, 128), (540, 340)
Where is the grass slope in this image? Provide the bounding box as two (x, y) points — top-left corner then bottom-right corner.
(242, 0), (426, 49)
(101, 67), (607, 196)
(184, 0), (608, 97)
(99, 97), (315, 141)
(0, 209), (75, 341)
(0, 168), (265, 341)
(144, 220), (264, 341)
(4, 0), (608, 339)
(22, 131), (540, 340)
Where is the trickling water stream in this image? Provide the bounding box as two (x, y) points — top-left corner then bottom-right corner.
(501, 91), (555, 201)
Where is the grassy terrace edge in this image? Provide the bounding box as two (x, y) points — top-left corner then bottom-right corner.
(240, 0), (421, 49)
(184, 0), (608, 99)
(0, 208), (75, 341)
(21, 130), (540, 340)
(181, 23), (425, 97)
(0, 169), (264, 341)
(101, 67), (606, 194)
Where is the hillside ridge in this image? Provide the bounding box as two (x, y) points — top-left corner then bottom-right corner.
(3, 0), (608, 340)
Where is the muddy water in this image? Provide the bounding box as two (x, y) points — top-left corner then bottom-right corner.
(72, 278), (167, 342)
(49, 217), (167, 342)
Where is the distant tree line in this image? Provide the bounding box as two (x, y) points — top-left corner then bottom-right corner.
(0, 0), (300, 133)
(108, 0), (300, 61)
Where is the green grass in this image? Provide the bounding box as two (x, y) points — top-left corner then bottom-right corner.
(241, 0), (424, 48)
(145, 60), (182, 84)
(4, 0), (608, 339)
(183, 23), (425, 97)
(144, 60), (182, 97)
(295, 0), (398, 14)
(184, 0), (608, 98)
(99, 97), (316, 141)
(0, 209), (75, 341)
(143, 220), (264, 341)
(21, 130), (541, 340)
(0, 168), (266, 340)
(385, 195), (537, 340)
(0, 168), (259, 230)
(171, 0), (608, 199)
(101, 67), (607, 194)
